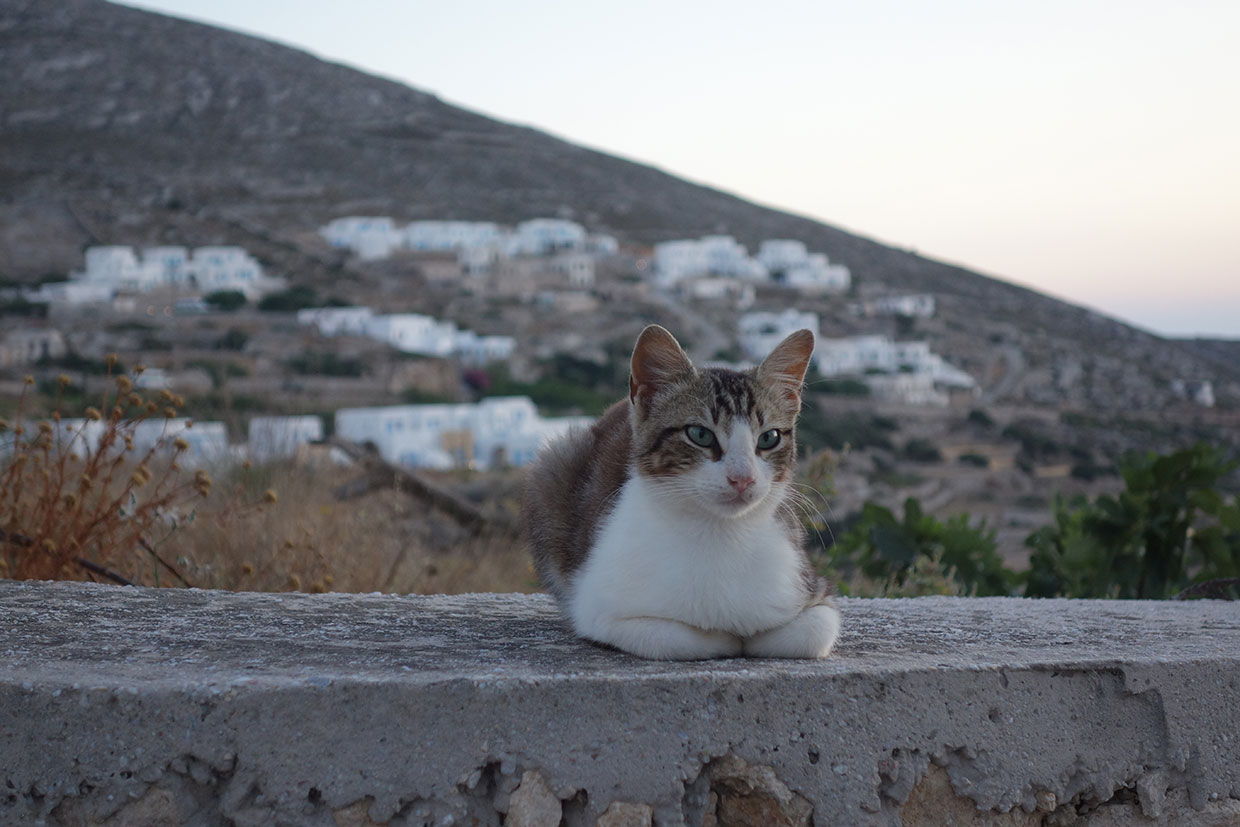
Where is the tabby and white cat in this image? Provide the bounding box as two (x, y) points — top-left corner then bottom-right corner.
(523, 324), (839, 660)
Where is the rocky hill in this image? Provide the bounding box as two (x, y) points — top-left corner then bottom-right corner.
(1, 0), (1236, 411)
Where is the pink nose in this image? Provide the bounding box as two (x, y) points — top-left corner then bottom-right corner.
(728, 475), (754, 494)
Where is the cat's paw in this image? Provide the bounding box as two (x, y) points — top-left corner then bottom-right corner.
(742, 604), (840, 659)
(585, 616), (743, 660)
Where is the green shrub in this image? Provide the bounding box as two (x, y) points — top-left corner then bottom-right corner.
(824, 498), (1014, 596)
(1025, 443), (1240, 598)
(204, 290), (247, 312)
(903, 438), (942, 463)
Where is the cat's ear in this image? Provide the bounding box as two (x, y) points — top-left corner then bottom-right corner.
(629, 325), (694, 409)
(757, 329), (815, 402)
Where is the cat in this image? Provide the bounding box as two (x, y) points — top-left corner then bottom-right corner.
(522, 324), (840, 660)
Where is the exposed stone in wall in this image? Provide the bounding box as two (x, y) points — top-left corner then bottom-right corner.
(506, 770), (563, 827)
(901, 766), (1041, 826)
(700, 754), (813, 827)
(596, 801), (654, 826)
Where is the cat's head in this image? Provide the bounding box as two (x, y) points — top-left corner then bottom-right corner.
(627, 324), (814, 520)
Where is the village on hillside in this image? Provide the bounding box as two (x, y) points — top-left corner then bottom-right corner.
(0, 214), (1228, 563)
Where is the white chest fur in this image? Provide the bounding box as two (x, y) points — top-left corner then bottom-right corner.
(568, 474), (806, 640)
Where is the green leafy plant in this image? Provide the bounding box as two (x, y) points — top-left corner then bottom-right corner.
(824, 498), (1014, 596)
(204, 289), (247, 311)
(1024, 443), (1240, 598)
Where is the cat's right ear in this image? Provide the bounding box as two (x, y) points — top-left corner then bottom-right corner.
(629, 325), (694, 412)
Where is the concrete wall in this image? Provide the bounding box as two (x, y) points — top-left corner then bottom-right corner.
(2, 581), (1238, 827)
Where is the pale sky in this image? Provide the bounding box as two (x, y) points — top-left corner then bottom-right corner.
(120, 0), (1240, 339)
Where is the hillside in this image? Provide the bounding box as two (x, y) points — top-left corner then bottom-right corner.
(1, 0), (1237, 411)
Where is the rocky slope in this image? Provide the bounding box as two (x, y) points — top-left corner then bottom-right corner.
(1, 0), (1236, 409)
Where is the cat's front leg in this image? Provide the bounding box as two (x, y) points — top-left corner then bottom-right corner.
(742, 604), (841, 659)
(586, 616), (743, 660)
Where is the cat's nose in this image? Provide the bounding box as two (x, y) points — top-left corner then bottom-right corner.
(727, 474), (755, 494)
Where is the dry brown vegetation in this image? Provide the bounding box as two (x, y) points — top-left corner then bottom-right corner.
(1, 366), (538, 595)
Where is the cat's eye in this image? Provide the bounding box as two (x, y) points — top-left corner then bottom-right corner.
(756, 429), (782, 450)
(685, 424), (717, 448)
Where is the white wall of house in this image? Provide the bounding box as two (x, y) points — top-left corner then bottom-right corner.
(335, 396), (583, 470)
(297, 307), (375, 336)
(248, 416), (325, 462)
(738, 310), (821, 360)
(190, 247), (264, 294)
(509, 219), (587, 256)
(0, 328), (67, 367)
(56, 418), (230, 466)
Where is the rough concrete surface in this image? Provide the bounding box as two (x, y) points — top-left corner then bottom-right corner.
(1, 580), (1238, 826)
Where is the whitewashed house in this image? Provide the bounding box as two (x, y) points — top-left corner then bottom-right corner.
(55, 418), (230, 466)
(737, 310), (821, 361)
(248, 415), (325, 462)
(78, 246), (162, 291)
(814, 335), (976, 405)
(508, 219), (587, 256)
(757, 240), (850, 292)
(320, 217), (405, 260)
(296, 306), (375, 337)
(453, 331), (517, 365)
(406, 221), (504, 252)
(1171, 379), (1215, 408)
(587, 234), (620, 255)
(654, 235), (767, 287)
(335, 397), (590, 470)
(874, 294), (936, 318)
(551, 252), (595, 288)
(0, 327), (67, 367)
(189, 247), (264, 294)
(364, 314), (460, 357)
(144, 246), (191, 286)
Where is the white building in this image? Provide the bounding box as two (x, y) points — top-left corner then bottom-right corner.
(144, 246), (191, 286)
(406, 221), (504, 252)
(551, 252), (595, 288)
(452, 330), (517, 365)
(508, 219), (588, 256)
(189, 247), (265, 295)
(297, 307), (514, 364)
(364, 314), (460, 357)
(852, 294), (936, 318)
(814, 335), (976, 405)
(248, 415), (325, 462)
(55, 418), (230, 466)
(0, 327), (67, 367)
(1171, 379), (1215, 408)
(46, 245), (274, 303)
(737, 310), (821, 361)
(335, 397), (590, 470)
(79, 246), (161, 291)
(320, 217), (405, 260)
(296, 306), (375, 337)
(757, 240), (850, 292)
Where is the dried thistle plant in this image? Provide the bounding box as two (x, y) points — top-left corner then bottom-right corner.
(0, 358), (207, 583)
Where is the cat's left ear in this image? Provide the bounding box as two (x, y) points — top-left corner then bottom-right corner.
(630, 324), (694, 409)
(757, 329), (815, 402)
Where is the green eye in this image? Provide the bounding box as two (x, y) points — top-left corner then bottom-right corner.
(756, 429), (782, 450)
(685, 425), (717, 448)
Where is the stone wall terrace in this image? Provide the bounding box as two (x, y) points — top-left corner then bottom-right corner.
(2, 581), (1239, 826)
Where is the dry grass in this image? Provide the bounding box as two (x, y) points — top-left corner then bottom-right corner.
(1, 363), (539, 595)
(162, 460), (539, 595)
